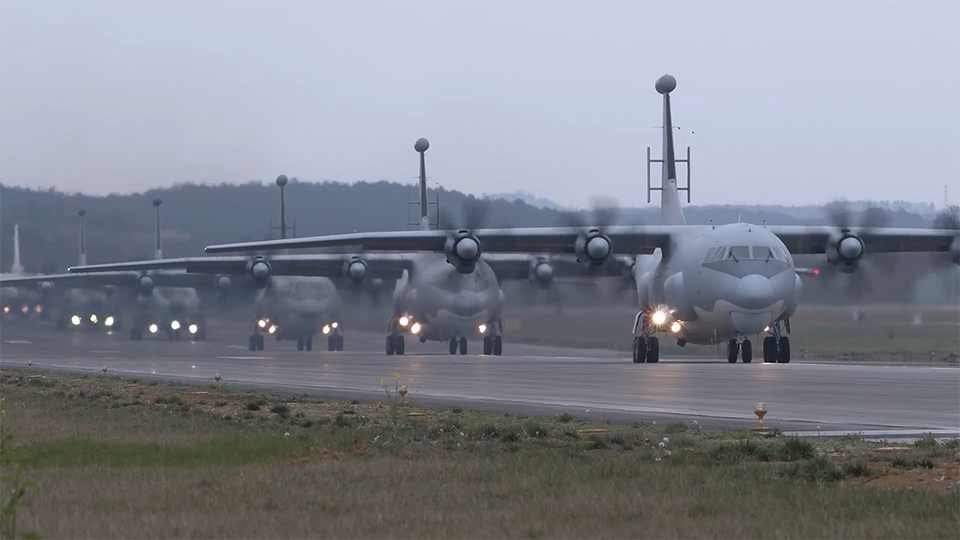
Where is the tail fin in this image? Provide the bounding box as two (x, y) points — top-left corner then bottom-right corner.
(77, 210), (87, 267)
(415, 138), (431, 231)
(654, 74), (686, 226)
(10, 224), (24, 274)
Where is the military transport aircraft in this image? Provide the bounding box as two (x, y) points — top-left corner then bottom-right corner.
(0, 202), (213, 340)
(200, 74), (960, 364)
(0, 224), (45, 320)
(70, 144), (631, 356)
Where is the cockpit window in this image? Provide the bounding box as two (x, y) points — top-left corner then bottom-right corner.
(703, 246), (728, 263)
(728, 246), (751, 261)
(752, 246), (775, 260)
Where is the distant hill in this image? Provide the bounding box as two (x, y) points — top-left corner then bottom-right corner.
(0, 181), (947, 279)
(483, 191), (566, 210)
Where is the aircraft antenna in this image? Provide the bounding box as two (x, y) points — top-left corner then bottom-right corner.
(268, 175), (297, 240)
(152, 198), (163, 260)
(409, 138), (439, 230)
(77, 210), (87, 267)
(647, 144), (691, 204)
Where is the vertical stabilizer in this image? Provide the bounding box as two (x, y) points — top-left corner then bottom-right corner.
(10, 224), (24, 274)
(655, 74), (686, 226)
(152, 198), (163, 260)
(77, 210), (87, 267)
(414, 138), (431, 230)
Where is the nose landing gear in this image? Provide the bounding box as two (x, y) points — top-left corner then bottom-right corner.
(727, 336), (753, 363)
(385, 316), (406, 355)
(762, 320), (791, 363)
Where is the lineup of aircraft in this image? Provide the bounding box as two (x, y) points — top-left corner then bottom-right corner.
(3, 74), (958, 363)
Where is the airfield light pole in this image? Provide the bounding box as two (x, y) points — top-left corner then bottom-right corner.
(78, 209), (87, 266)
(152, 198), (163, 260)
(276, 174), (289, 239)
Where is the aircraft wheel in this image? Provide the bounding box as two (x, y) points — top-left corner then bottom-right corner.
(196, 329), (206, 342)
(248, 335), (257, 351)
(777, 337), (791, 364)
(386, 335), (396, 355)
(493, 336), (502, 356)
(336, 334), (344, 351)
(741, 339), (753, 363)
(448, 338), (457, 355)
(297, 337), (305, 351)
(328, 335), (336, 351)
(174, 329), (182, 341)
(632, 336), (646, 363)
(458, 336), (467, 355)
(395, 335), (406, 355)
(763, 336), (776, 363)
(256, 335), (265, 351)
(305, 336), (313, 351)
(483, 336), (493, 355)
(131, 328), (143, 341)
(726, 339), (739, 363)
(645, 336), (660, 363)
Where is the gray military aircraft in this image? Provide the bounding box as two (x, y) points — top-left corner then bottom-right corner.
(0, 202), (213, 340)
(200, 74), (960, 364)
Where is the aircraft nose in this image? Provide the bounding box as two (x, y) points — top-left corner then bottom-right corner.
(451, 291), (482, 316)
(734, 274), (775, 310)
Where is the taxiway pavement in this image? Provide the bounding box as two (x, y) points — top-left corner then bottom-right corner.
(2, 325), (958, 436)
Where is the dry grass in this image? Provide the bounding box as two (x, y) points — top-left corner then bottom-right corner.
(2, 369), (958, 539)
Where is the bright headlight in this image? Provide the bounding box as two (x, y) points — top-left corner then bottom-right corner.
(34, 305), (43, 313)
(71, 315), (81, 326)
(258, 319), (267, 328)
(2, 306), (9, 314)
(322, 325), (331, 335)
(21, 305), (29, 314)
(399, 316), (409, 327)
(170, 320), (181, 330)
(670, 321), (681, 333)
(268, 325), (277, 334)
(90, 314), (98, 323)
(331, 322), (338, 329)
(411, 322), (421, 334)
(652, 311), (667, 325)
(188, 324), (198, 334)
(149, 323), (159, 333)
(104, 316), (115, 327)
(478, 324), (487, 334)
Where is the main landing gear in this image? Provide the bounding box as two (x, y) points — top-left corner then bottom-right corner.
(630, 310), (660, 363)
(327, 333), (344, 352)
(762, 320), (791, 364)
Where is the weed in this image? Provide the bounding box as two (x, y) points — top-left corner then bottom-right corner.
(300, 420), (314, 428)
(664, 422), (689, 434)
(556, 413), (576, 423)
(270, 404), (290, 415)
(474, 423), (500, 440)
(843, 461), (873, 478)
(246, 400), (264, 411)
(914, 434), (940, 450)
(779, 437), (816, 461)
(214, 401), (228, 408)
(891, 456), (910, 468)
(588, 436), (610, 450)
(916, 458), (936, 469)
(500, 429), (520, 443)
(334, 413), (352, 428)
(167, 394), (184, 406)
(524, 420), (547, 439)
(449, 405), (463, 414)
(781, 457), (843, 483)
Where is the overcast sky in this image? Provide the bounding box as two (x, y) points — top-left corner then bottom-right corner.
(1, 0), (957, 209)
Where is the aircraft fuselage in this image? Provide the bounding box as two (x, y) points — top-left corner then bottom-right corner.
(255, 276), (343, 340)
(635, 223), (802, 345)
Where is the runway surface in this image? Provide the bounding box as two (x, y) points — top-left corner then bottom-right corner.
(2, 324), (958, 436)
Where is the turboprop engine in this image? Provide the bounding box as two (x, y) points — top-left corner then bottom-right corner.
(343, 256), (368, 285)
(216, 275), (232, 297)
(574, 229), (612, 267)
(137, 274), (154, 297)
(825, 231), (864, 274)
(444, 230), (482, 274)
(528, 257), (554, 289)
(248, 257), (271, 288)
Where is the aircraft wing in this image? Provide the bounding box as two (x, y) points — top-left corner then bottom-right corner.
(204, 225), (958, 260)
(0, 270), (217, 290)
(482, 253), (634, 280)
(70, 254), (415, 280)
(205, 226), (687, 255)
(767, 226), (958, 256)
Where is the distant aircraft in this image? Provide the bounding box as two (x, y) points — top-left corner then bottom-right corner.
(0, 202), (212, 340)
(199, 74), (960, 364)
(0, 224), (45, 319)
(70, 150), (628, 355)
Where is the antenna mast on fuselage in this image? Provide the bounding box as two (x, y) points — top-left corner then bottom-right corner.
(646, 74), (690, 226)
(410, 137), (440, 231)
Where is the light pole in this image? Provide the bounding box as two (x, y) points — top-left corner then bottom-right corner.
(152, 198), (163, 259)
(78, 209), (87, 266)
(276, 175), (288, 239)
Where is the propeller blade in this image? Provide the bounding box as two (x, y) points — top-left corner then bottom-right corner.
(825, 200), (852, 230)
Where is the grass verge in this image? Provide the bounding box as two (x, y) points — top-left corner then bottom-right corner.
(1, 368), (958, 539)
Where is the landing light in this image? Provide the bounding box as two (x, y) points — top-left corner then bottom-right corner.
(188, 324), (198, 334)
(478, 324), (487, 334)
(764, 326), (770, 333)
(21, 305), (29, 314)
(170, 320), (181, 330)
(2, 306), (9, 314)
(331, 322), (338, 329)
(90, 314), (98, 323)
(149, 323), (159, 334)
(34, 305), (42, 313)
(105, 316), (115, 327)
(399, 316), (409, 327)
(652, 311), (667, 325)
(268, 325), (277, 334)
(71, 315), (81, 326)
(322, 325), (331, 335)
(411, 322), (421, 334)
(670, 322), (681, 333)
(258, 319), (267, 328)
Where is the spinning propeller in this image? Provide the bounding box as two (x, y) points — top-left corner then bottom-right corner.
(816, 201), (896, 298)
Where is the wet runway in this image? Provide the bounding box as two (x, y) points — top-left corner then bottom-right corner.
(2, 324), (958, 436)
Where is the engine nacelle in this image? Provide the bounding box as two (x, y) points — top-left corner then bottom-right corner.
(38, 281), (54, 295)
(443, 230), (482, 274)
(825, 232), (863, 273)
(343, 257), (368, 285)
(528, 257), (554, 289)
(216, 275), (232, 296)
(137, 274), (154, 297)
(249, 257), (272, 288)
(574, 229), (612, 266)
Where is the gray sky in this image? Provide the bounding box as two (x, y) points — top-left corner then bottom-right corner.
(1, 0), (958, 209)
